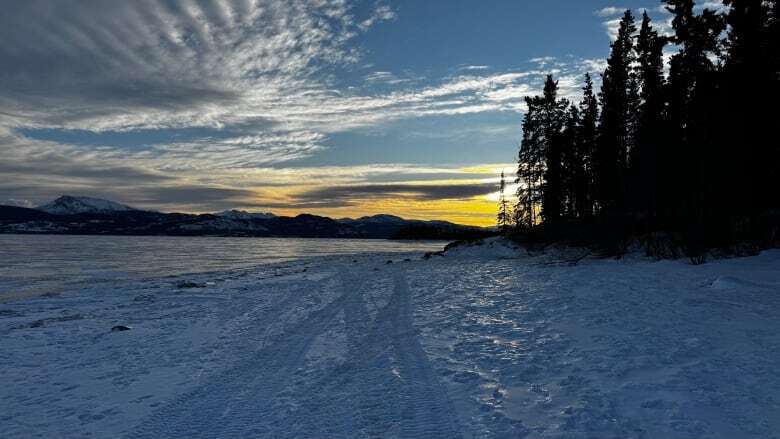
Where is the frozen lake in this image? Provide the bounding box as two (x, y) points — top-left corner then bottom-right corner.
(0, 234), (445, 301)
(2, 239), (778, 437)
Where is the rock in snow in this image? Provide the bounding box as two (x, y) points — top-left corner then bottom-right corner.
(110, 325), (131, 332)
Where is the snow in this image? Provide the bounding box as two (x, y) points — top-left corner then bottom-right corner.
(36, 195), (136, 215)
(1, 244), (779, 438)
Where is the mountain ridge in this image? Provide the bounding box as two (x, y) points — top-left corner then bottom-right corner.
(36, 195), (138, 215)
(1, 195), (494, 240)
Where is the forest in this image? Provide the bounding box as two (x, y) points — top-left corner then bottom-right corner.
(498, 0), (780, 260)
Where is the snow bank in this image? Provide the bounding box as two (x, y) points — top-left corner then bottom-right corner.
(439, 236), (527, 259)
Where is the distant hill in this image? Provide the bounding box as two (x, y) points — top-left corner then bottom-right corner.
(215, 209), (276, 220)
(37, 195), (137, 215)
(0, 195), (494, 240)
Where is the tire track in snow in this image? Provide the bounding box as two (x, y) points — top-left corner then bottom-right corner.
(282, 266), (462, 438)
(126, 265), (461, 438)
(388, 268), (463, 439)
(125, 278), (349, 439)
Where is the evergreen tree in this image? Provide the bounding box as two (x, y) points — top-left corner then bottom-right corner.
(515, 76), (569, 227)
(595, 10), (637, 215)
(509, 0), (779, 255)
(663, 0), (725, 243)
(579, 73), (599, 218)
(497, 171), (510, 230)
(632, 11), (667, 224)
(539, 75), (569, 223)
(721, 0), (779, 221)
(770, 1), (780, 211)
(516, 99), (543, 229)
(561, 104), (583, 218)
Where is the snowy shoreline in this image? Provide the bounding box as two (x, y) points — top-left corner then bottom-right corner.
(1, 244), (779, 438)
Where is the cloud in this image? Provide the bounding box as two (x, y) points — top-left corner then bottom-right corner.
(0, 0), (603, 222)
(132, 185), (259, 212)
(4, 198), (34, 208)
(603, 18), (624, 40)
(358, 4), (397, 30)
(598, 5), (675, 40)
(364, 71), (417, 85)
(1, 0), (599, 165)
(0, 118), (512, 214)
(595, 7), (627, 17)
(458, 65), (490, 71)
(0, 0), (389, 165)
(696, 2), (730, 13)
(293, 182), (498, 207)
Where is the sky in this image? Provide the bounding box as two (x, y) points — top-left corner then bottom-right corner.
(0, 0), (705, 226)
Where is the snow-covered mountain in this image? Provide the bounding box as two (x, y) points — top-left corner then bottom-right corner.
(36, 196), (137, 215)
(215, 209), (276, 220)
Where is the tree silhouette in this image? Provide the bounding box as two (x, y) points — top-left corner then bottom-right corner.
(539, 76), (569, 223)
(508, 0), (779, 256)
(516, 98), (543, 229)
(632, 12), (667, 225)
(497, 171), (510, 230)
(578, 73), (599, 218)
(595, 10), (636, 215)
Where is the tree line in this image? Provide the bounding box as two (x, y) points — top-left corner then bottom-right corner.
(499, 0), (779, 257)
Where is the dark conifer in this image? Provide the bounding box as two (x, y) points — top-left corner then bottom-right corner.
(497, 171), (510, 230)
(595, 10), (636, 215)
(663, 0), (725, 246)
(539, 75), (569, 223)
(633, 12), (667, 224)
(516, 99), (543, 229)
(506, 0), (779, 255)
(721, 0), (778, 222)
(561, 104), (583, 218)
(579, 73), (599, 218)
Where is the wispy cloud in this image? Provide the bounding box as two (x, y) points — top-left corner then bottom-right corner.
(458, 65), (490, 71)
(358, 3), (397, 30)
(293, 182), (498, 208)
(595, 6), (628, 17)
(0, 1), (605, 222)
(597, 5), (675, 40)
(696, 2), (731, 13)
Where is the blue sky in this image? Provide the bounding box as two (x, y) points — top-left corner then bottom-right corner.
(0, 0), (682, 224)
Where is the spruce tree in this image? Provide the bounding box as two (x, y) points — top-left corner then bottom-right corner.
(633, 11), (667, 225)
(539, 75), (569, 223)
(595, 10), (637, 215)
(561, 104), (583, 218)
(579, 73), (599, 218)
(516, 99), (543, 229)
(721, 0), (778, 221)
(664, 0), (725, 243)
(497, 171), (509, 230)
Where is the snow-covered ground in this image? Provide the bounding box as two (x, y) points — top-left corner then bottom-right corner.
(1, 240), (779, 438)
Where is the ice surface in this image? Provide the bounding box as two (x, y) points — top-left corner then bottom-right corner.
(1, 243), (778, 438)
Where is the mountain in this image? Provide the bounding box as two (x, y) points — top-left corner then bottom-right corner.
(215, 209), (276, 220)
(37, 196), (137, 215)
(1, 195), (494, 240)
(338, 214), (406, 224)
